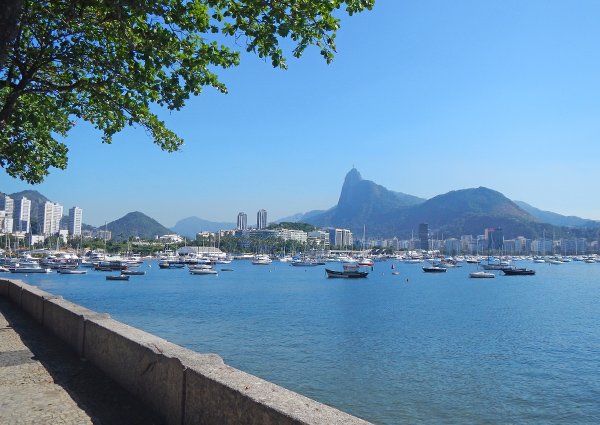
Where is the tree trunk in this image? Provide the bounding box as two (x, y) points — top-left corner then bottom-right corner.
(0, 0), (23, 71)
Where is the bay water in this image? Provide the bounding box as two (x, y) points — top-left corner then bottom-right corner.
(18, 260), (600, 424)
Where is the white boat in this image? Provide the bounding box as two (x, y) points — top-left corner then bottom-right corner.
(190, 268), (218, 275)
(215, 258), (232, 264)
(548, 260), (563, 265)
(469, 271), (495, 279)
(57, 269), (87, 274)
(11, 261), (52, 274)
(189, 264), (213, 270)
(404, 258), (423, 264)
(291, 258), (319, 267)
(252, 255), (272, 265)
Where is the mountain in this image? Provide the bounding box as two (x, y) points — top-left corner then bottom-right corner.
(514, 201), (600, 228)
(275, 210), (326, 223)
(385, 187), (542, 238)
(304, 170), (558, 239)
(171, 217), (235, 238)
(9, 190), (50, 205)
(106, 212), (171, 240)
(7, 190), (51, 232)
(306, 168), (426, 233)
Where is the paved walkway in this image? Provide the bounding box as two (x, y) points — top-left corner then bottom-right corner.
(0, 297), (163, 424)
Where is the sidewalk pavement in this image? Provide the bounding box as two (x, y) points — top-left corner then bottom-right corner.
(0, 297), (163, 424)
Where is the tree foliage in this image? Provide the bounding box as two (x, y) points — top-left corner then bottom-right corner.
(0, 0), (374, 183)
(266, 221), (316, 232)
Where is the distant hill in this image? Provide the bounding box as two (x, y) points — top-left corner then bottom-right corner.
(384, 187), (541, 238)
(514, 201), (600, 228)
(107, 212), (171, 240)
(307, 168), (425, 233)
(8, 190), (51, 233)
(304, 169), (563, 239)
(9, 190), (50, 205)
(171, 216), (235, 238)
(275, 210), (326, 223)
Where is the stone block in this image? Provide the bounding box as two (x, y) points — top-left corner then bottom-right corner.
(20, 284), (56, 324)
(183, 362), (371, 425)
(83, 316), (187, 425)
(7, 279), (24, 306)
(0, 278), (9, 297)
(42, 297), (98, 356)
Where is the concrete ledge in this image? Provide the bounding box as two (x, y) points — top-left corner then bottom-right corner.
(184, 363), (370, 425)
(7, 278), (24, 306)
(20, 283), (59, 324)
(43, 297), (101, 356)
(84, 316), (193, 425)
(0, 278), (8, 297)
(0, 279), (372, 425)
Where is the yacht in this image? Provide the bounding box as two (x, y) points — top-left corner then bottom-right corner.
(469, 271), (495, 279)
(422, 266), (447, 273)
(11, 261), (52, 274)
(189, 268), (218, 275)
(252, 255), (272, 265)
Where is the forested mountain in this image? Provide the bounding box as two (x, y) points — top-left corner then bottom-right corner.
(106, 212), (171, 240)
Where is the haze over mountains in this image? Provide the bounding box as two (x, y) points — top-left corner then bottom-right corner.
(5, 169), (599, 240)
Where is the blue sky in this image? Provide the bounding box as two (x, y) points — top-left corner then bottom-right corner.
(2, 1), (600, 227)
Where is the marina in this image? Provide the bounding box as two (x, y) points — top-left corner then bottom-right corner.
(10, 256), (600, 424)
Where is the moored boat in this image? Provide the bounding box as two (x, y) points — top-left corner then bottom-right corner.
(422, 266), (447, 273)
(291, 259), (319, 267)
(502, 268), (535, 276)
(325, 269), (368, 279)
(190, 268), (218, 275)
(57, 269), (87, 275)
(252, 255), (272, 265)
(11, 262), (52, 274)
(121, 270), (146, 276)
(158, 261), (185, 269)
(106, 275), (130, 281)
(469, 271), (495, 279)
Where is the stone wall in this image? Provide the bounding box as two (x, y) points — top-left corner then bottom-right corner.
(0, 278), (371, 425)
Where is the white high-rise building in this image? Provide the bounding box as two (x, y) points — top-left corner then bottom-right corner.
(0, 211), (13, 234)
(256, 209), (267, 230)
(39, 201), (63, 235)
(237, 212), (247, 230)
(52, 203), (63, 234)
(0, 194), (14, 233)
(68, 206), (83, 236)
(13, 197), (31, 233)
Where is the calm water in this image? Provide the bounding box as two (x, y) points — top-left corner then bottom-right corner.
(18, 260), (600, 424)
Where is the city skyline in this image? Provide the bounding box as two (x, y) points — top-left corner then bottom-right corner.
(2, 2), (600, 226)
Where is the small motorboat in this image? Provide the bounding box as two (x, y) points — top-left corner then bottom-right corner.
(57, 269), (87, 275)
(502, 268), (535, 276)
(422, 266), (447, 273)
(220, 268), (234, 272)
(325, 269), (368, 279)
(121, 270), (146, 276)
(106, 275), (130, 281)
(189, 268), (218, 275)
(391, 271), (401, 275)
(469, 271), (495, 279)
(158, 262), (185, 269)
